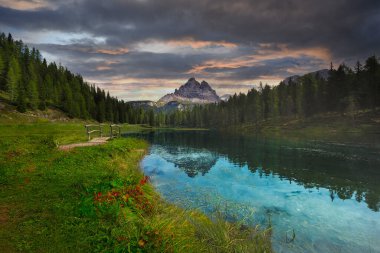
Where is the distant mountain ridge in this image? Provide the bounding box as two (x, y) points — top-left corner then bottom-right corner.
(127, 100), (157, 108)
(157, 78), (220, 106)
(283, 69), (330, 85)
(128, 70), (331, 111)
(220, 94), (232, 101)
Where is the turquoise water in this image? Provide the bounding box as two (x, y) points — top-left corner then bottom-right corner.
(135, 131), (380, 252)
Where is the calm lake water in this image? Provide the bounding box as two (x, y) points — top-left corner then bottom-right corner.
(131, 130), (380, 253)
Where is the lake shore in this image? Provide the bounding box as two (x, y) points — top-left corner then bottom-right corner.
(0, 120), (272, 252)
(138, 129), (380, 253)
(1, 103), (378, 252)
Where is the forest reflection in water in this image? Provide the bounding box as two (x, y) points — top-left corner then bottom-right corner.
(131, 130), (380, 252)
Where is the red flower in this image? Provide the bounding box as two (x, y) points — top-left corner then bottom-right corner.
(139, 176), (150, 185)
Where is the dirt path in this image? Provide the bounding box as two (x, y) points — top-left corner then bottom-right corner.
(58, 137), (110, 151)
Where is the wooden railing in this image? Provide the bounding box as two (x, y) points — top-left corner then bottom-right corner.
(85, 124), (103, 141)
(110, 124), (121, 139)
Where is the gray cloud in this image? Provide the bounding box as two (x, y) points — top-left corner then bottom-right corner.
(0, 0), (379, 100)
(1, 0), (379, 57)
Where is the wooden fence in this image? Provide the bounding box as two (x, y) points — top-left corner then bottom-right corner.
(110, 124), (121, 139)
(85, 124), (104, 141)
(85, 124), (122, 140)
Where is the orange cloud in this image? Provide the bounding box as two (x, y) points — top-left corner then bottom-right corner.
(135, 38), (238, 54)
(94, 60), (120, 71)
(96, 66), (112, 71)
(166, 37), (237, 49)
(188, 44), (331, 75)
(256, 44), (331, 62)
(0, 0), (52, 10)
(96, 47), (129, 55)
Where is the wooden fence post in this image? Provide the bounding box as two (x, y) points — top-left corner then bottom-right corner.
(85, 124), (104, 141)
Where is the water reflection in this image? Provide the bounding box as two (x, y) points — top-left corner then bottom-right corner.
(153, 146), (218, 177)
(134, 130), (380, 212)
(132, 130), (380, 252)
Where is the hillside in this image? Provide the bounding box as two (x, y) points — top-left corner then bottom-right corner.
(0, 91), (76, 124)
(0, 33), (154, 125)
(282, 69), (330, 85)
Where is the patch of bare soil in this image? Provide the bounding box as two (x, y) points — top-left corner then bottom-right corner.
(0, 205), (10, 224)
(58, 137), (110, 151)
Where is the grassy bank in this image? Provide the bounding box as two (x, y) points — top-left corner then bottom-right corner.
(0, 119), (271, 252)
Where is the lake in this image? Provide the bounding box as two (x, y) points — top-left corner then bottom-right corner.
(131, 130), (380, 253)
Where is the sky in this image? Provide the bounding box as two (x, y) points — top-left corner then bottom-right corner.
(0, 0), (379, 101)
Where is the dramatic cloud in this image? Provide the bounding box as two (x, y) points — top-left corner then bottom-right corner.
(0, 0), (379, 100)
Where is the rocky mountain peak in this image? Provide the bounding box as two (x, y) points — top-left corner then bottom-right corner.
(200, 81), (212, 90)
(157, 78), (221, 106)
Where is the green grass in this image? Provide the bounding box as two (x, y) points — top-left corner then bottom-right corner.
(0, 115), (272, 252)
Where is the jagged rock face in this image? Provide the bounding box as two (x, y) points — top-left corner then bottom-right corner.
(157, 78), (220, 106)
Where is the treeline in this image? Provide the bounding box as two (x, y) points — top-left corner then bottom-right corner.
(162, 56), (380, 128)
(1, 32), (379, 127)
(0, 32), (155, 124)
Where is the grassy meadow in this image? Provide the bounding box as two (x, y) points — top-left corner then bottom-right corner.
(0, 105), (272, 252)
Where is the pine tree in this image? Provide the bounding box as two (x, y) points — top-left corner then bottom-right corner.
(270, 88), (279, 118)
(97, 100), (106, 122)
(105, 92), (113, 122)
(26, 60), (39, 109)
(0, 51), (5, 89)
(295, 83), (304, 117)
(6, 55), (21, 102)
(364, 55), (380, 107)
(16, 86), (27, 112)
(262, 85), (271, 119)
(355, 61), (363, 75)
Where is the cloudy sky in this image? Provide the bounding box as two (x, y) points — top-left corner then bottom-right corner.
(0, 0), (379, 101)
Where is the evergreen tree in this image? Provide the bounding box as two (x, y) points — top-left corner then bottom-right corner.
(6, 55), (21, 102)
(270, 88), (279, 118)
(295, 82), (304, 117)
(16, 86), (27, 112)
(364, 55), (380, 107)
(105, 92), (113, 122)
(1, 32), (379, 127)
(0, 51), (5, 89)
(26, 60), (39, 109)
